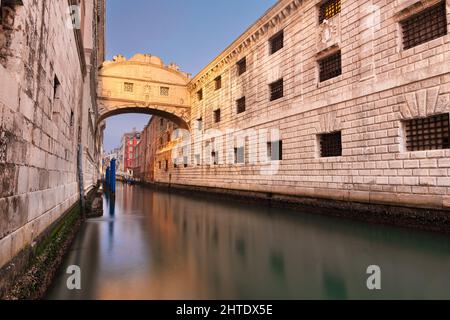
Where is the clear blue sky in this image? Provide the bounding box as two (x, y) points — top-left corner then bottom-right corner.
(103, 0), (277, 152)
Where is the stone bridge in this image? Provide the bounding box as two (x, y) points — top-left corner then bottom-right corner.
(97, 54), (191, 129)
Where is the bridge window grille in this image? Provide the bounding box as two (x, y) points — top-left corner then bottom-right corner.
(124, 82), (134, 92)
(319, 0), (341, 24)
(160, 86), (169, 96)
(269, 79), (284, 101)
(270, 30), (284, 55)
(318, 51), (342, 82)
(319, 131), (342, 157)
(401, 1), (447, 50)
(215, 76), (222, 90)
(237, 57), (247, 76)
(237, 97), (246, 114)
(214, 109), (221, 123)
(404, 114), (450, 151)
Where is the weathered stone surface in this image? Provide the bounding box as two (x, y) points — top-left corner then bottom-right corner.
(134, 0), (450, 213)
(0, 0), (106, 273)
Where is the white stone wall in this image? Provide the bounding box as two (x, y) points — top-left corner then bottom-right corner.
(0, 0), (103, 269)
(155, 0), (450, 211)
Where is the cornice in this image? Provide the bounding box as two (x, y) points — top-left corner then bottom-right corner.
(187, 0), (302, 92)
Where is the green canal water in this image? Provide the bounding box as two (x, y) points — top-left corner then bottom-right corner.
(46, 182), (450, 300)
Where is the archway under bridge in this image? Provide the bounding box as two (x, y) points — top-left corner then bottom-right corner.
(97, 54), (192, 129)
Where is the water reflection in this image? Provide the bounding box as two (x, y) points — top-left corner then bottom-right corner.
(46, 183), (450, 300)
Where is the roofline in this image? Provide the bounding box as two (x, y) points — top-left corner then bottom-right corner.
(188, 0), (291, 86)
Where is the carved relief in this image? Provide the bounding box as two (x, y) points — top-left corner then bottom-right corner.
(317, 16), (340, 54)
(400, 87), (450, 119)
(316, 110), (342, 133)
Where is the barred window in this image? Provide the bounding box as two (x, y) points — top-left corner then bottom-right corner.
(197, 89), (203, 101)
(401, 1), (447, 50)
(404, 114), (450, 151)
(270, 30), (284, 55)
(214, 109), (221, 123)
(215, 76), (222, 90)
(319, 0), (341, 24)
(237, 97), (246, 114)
(319, 131), (342, 157)
(318, 51), (342, 82)
(124, 82), (134, 92)
(267, 140), (283, 161)
(237, 57), (247, 76)
(160, 86), (169, 96)
(269, 79), (284, 101)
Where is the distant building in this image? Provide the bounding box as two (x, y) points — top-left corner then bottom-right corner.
(135, 117), (179, 182)
(120, 130), (141, 175)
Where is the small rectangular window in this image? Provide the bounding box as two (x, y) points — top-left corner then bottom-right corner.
(195, 154), (201, 166)
(269, 30), (284, 55)
(158, 161), (161, 169)
(269, 79), (284, 101)
(197, 117), (203, 130)
(214, 109), (221, 123)
(267, 140), (283, 161)
(124, 82), (134, 92)
(211, 151), (219, 165)
(165, 160), (169, 172)
(160, 86), (169, 96)
(53, 75), (61, 100)
(234, 147), (245, 164)
(197, 89), (203, 101)
(237, 97), (246, 114)
(319, 0), (341, 24)
(237, 57), (247, 76)
(215, 76), (222, 90)
(319, 131), (342, 157)
(404, 114), (450, 151)
(401, 1), (447, 50)
(318, 51), (342, 82)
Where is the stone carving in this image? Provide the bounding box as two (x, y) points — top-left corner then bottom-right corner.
(400, 87), (450, 119)
(316, 110), (342, 133)
(112, 54), (126, 62)
(98, 54), (191, 129)
(317, 16), (340, 53)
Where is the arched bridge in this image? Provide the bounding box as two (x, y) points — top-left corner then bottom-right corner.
(97, 54), (192, 129)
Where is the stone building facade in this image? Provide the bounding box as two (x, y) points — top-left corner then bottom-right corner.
(147, 0), (450, 212)
(136, 116), (179, 183)
(0, 0), (105, 279)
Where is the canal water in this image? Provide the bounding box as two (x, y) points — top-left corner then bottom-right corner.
(46, 182), (450, 300)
